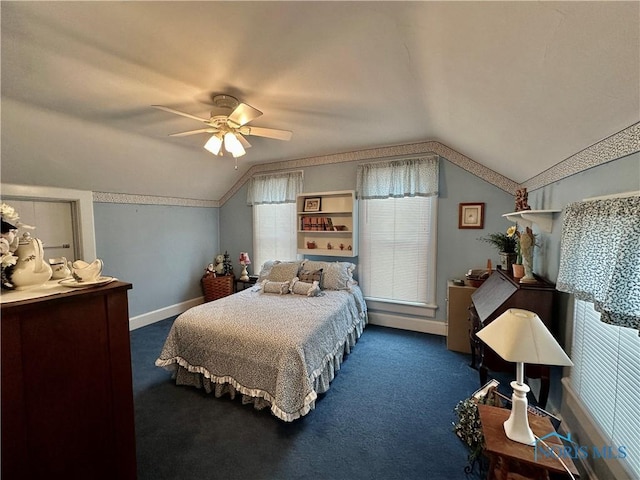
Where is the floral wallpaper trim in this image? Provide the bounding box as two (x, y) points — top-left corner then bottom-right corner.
(220, 141), (518, 206)
(523, 123), (640, 192)
(93, 191), (219, 208)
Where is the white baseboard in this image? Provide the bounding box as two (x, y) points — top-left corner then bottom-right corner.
(367, 311), (447, 336)
(129, 297), (204, 331)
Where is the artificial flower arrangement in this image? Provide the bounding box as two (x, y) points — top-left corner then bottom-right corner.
(1, 203), (21, 289)
(506, 225), (522, 264)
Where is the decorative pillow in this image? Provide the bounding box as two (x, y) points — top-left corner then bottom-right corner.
(298, 268), (323, 286)
(266, 261), (302, 283)
(290, 278), (322, 297)
(301, 261), (356, 290)
(262, 280), (291, 295)
(257, 260), (279, 283)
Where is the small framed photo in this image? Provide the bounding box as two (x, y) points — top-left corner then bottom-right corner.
(458, 203), (485, 229)
(303, 197), (321, 212)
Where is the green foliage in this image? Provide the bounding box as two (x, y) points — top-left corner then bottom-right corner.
(452, 398), (485, 462)
(478, 232), (517, 254)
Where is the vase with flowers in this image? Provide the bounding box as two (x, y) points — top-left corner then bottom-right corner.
(506, 225), (524, 279)
(507, 225), (537, 282)
(478, 231), (517, 271)
(1, 203), (21, 289)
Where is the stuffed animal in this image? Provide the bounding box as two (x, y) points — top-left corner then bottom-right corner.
(214, 254), (225, 275)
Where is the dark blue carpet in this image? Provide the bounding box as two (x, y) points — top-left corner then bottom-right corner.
(131, 319), (482, 479)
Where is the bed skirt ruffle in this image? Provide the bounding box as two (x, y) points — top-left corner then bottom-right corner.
(159, 313), (367, 422)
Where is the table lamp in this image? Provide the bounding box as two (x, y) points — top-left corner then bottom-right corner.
(476, 308), (573, 445)
(238, 252), (251, 282)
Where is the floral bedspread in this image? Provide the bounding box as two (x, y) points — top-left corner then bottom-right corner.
(155, 285), (367, 421)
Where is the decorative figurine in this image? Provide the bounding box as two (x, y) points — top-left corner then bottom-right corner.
(515, 188), (531, 212)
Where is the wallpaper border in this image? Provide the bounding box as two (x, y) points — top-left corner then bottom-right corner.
(93, 191), (219, 208)
(220, 140), (518, 205)
(93, 122), (638, 207)
(522, 123), (640, 191)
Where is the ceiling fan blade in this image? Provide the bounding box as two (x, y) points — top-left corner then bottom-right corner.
(169, 128), (217, 137)
(152, 105), (209, 123)
(236, 133), (252, 149)
(241, 126), (293, 141)
(227, 102), (263, 128)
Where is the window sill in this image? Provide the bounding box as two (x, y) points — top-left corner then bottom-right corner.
(365, 297), (438, 318)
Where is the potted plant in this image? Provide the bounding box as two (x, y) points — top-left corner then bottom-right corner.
(507, 226), (525, 279)
(478, 231), (517, 271)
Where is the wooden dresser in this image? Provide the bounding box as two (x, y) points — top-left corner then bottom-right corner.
(469, 268), (556, 407)
(1, 281), (137, 480)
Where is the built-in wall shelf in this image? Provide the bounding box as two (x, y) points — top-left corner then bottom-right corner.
(502, 209), (561, 233)
(297, 190), (358, 257)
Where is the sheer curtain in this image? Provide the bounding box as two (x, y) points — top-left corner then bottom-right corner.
(247, 171), (303, 271)
(556, 195), (640, 333)
(357, 155), (439, 304)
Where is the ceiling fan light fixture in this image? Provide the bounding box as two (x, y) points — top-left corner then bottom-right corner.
(224, 132), (246, 158)
(204, 134), (223, 155)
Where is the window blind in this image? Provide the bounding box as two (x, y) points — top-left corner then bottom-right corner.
(358, 196), (437, 304)
(248, 171), (302, 271)
(252, 203), (298, 271)
(570, 299), (640, 477)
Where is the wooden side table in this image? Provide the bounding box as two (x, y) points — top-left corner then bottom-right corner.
(235, 275), (258, 292)
(478, 405), (579, 480)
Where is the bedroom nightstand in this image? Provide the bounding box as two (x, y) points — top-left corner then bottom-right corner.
(235, 275), (258, 292)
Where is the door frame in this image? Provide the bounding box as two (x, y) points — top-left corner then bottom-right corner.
(1, 184), (96, 261)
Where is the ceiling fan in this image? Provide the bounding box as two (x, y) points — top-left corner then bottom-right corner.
(153, 94), (292, 165)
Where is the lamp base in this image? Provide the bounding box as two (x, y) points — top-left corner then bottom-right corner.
(239, 265), (249, 282)
(503, 380), (536, 446)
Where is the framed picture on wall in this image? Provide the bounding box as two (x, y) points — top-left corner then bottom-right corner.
(458, 203), (485, 229)
(303, 197), (321, 212)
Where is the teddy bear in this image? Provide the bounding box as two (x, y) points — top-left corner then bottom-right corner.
(213, 254), (225, 275)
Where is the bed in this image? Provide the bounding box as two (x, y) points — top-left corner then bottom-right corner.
(155, 260), (367, 421)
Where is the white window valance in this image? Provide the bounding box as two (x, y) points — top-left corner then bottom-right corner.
(247, 171), (303, 205)
(556, 196), (640, 333)
(356, 155), (439, 200)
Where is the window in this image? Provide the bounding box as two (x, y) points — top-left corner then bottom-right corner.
(359, 196), (437, 304)
(570, 299), (640, 478)
(356, 155), (439, 305)
(252, 203), (297, 269)
(247, 171), (302, 270)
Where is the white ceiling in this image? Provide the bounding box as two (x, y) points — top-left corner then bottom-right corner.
(1, 1), (638, 201)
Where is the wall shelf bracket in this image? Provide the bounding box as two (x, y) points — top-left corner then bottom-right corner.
(502, 209), (561, 233)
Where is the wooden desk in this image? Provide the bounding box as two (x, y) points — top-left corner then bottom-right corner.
(470, 268), (556, 407)
(478, 405), (579, 480)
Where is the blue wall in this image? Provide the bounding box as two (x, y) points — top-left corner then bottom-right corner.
(220, 157), (515, 322)
(94, 202), (219, 317)
(91, 152), (638, 325)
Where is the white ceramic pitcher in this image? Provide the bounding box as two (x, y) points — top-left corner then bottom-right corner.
(11, 234), (53, 289)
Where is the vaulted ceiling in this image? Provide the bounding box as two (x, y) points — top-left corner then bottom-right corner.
(2, 2), (638, 201)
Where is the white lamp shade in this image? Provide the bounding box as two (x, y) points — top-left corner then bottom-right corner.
(203, 134), (223, 155)
(476, 308), (573, 366)
(224, 132), (246, 158)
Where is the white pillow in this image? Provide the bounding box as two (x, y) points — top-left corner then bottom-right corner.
(290, 277), (322, 297)
(266, 261), (302, 283)
(257, 260), (279, 283)
(262, 280), (291, 294)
